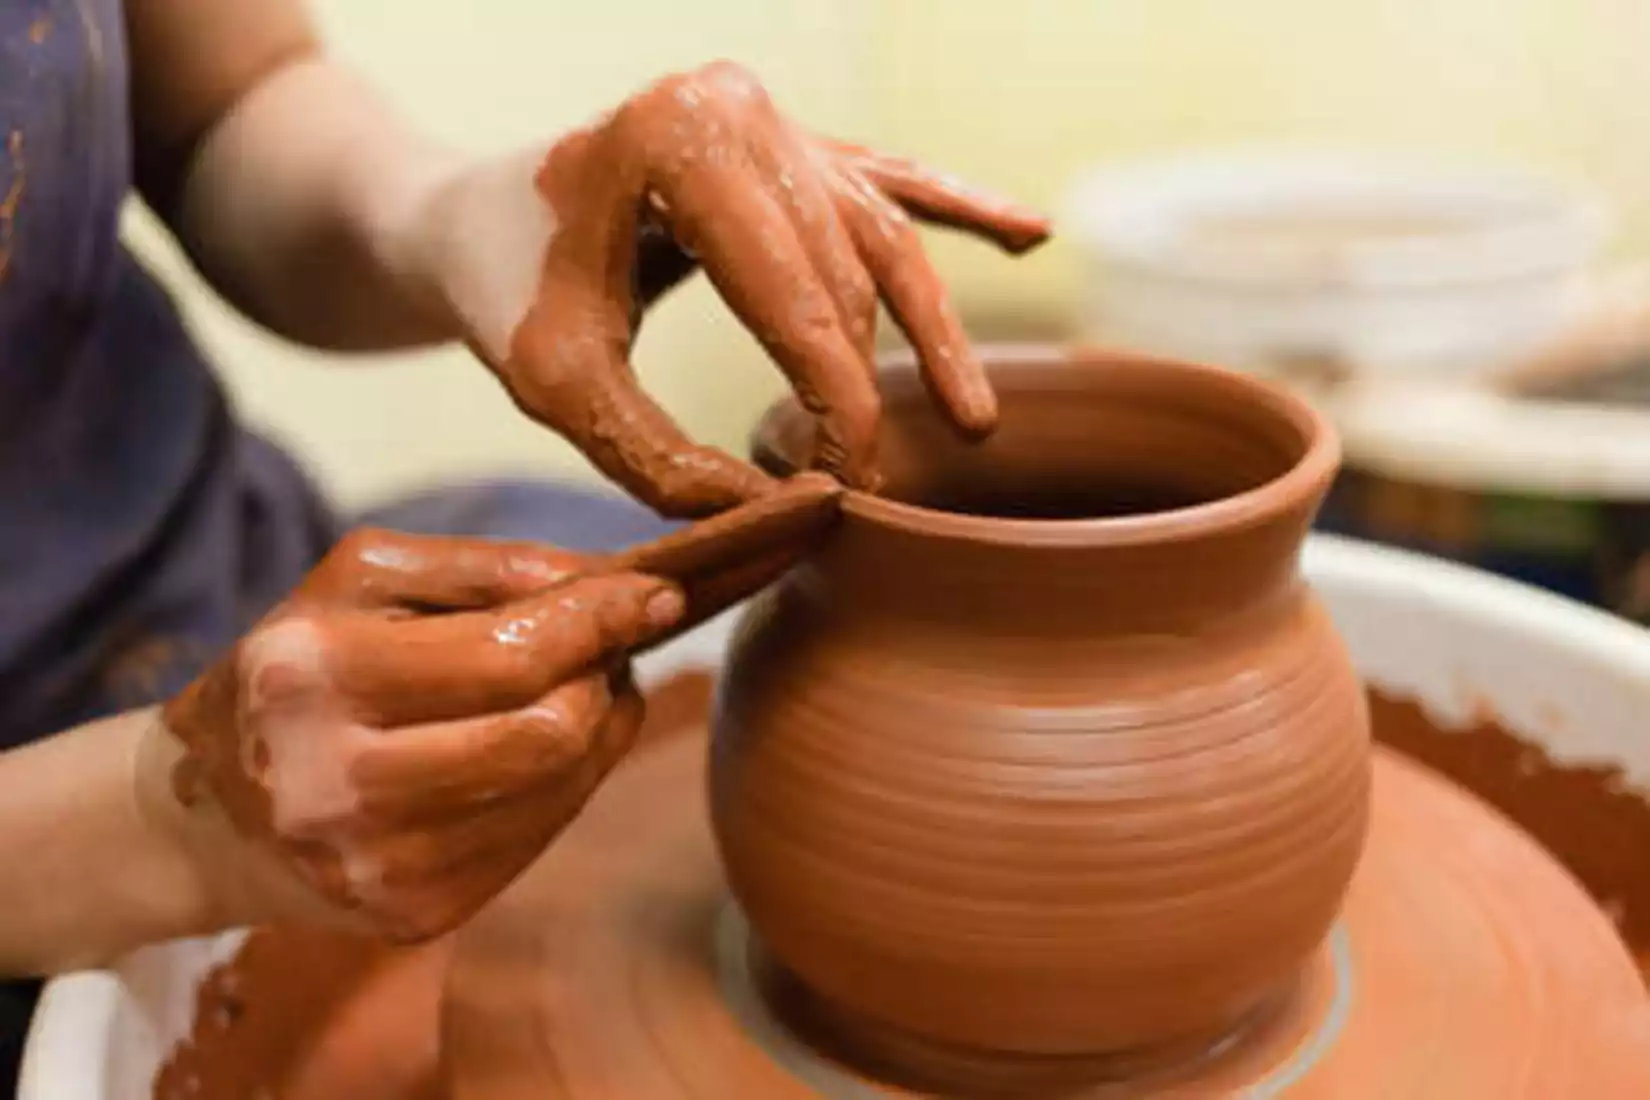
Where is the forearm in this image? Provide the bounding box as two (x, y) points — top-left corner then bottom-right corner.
(126, 0), (468, 351)
(170, 56), (465, 351)
(0, 710), (221, 976)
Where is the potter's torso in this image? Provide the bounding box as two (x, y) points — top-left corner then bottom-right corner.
(0, 0), (333, 746)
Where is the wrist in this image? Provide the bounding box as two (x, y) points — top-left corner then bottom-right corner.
(178, 54), (471, 350)
(347, 124), (471, 344)
(128, 719), (239, 936)
(383, 142), (559, 367)
(133, 715), (351, 938)
(131, 715), (262, 935)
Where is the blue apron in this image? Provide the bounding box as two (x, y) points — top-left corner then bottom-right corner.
(0, 2), (673, 1089)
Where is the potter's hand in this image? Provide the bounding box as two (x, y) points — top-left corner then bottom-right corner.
(154, 529), (682, 942)
(410, 61), (1049, 516)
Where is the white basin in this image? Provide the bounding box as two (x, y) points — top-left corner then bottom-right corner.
(20, 534), (1650, 1100)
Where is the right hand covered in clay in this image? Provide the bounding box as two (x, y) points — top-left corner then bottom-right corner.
(404, 61), (1050, 515)
(147, 529), (683, 942)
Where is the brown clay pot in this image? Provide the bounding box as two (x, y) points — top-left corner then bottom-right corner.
(709, 346), (1373, 1068)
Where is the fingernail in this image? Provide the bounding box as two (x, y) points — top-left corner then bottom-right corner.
(645, 585), (686, 630)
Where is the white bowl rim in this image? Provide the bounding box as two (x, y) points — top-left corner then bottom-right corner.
(1064, 148), (1610, 290)
(21, 536), (1650, 1098)
(1321, 379), (1650, 498)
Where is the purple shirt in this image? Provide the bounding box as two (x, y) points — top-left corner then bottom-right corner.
(0, 1), (671, 1083)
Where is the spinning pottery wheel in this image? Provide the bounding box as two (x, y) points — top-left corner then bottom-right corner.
(441, 712), (1649, 1098)
(439, 351), (1650, 1099)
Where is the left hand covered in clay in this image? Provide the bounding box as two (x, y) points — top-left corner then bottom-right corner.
(152, 530), (681, 942)
(401, 61), (1050, 516)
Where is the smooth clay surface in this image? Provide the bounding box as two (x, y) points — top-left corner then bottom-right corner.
(437, 700), (1650, 1098)
(712, 349), (1373, 1068)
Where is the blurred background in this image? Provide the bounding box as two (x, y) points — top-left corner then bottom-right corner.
(121, 0), (1650, 620)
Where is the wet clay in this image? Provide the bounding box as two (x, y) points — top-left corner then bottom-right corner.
(501, 61), (1050, 515)
(604, 470), (843, 647)
(1371, 693), (1650, 979)
(154, 470), (840, 945)
(157, 673), (1650, 1098)
(712, 348), (1372, 1060)
(159, 529), (685, 942)
(436, 713), (1650, 1098)
(153, 927), (448, 1100)
(151, 669), (716, 1100)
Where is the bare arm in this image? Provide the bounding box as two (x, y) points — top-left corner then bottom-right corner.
(0, 710), (249, 975)
(125, 0), (462, 350)
(124, 1), (1052, 508)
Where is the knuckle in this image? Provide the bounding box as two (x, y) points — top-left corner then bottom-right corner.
(844, 271), (877, 325)
(637, 459), (747, 518)
(264, 724), (366, 837)
(332, 527), (381, 564)
(304, 528), (394, 602)
(502, 353), (589, 428)
(235, 619), (329, 710)
(517, 705), (595, 767)
(502, 544), (585, 586)
(696, 60), (767, 101)
(851, 192), (914, 254)
(608, 94), (653, 142)
(321, 528), (388, 585)
(845, 254), (877, 297)
(593, 582), (651, 639)
(636, 62), (770, 138)
(881, 204), (918, 247)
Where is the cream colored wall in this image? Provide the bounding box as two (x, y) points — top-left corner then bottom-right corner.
(122, 0), (875, 509)
(124, 0), (1650, 509)
(879, 0), (1650, 316)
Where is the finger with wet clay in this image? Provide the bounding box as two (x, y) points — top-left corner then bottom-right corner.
(753, 123), (878, 364)
(835, 168), (997, 436)
(826, 140), (1052, 254)
(250, 706), (609, 942)
(363, 673), (642, 836)
(333, 683), (647, 940)
(516, 122), (772, 517)
(507, 287), (772, 517)
(347, 672), (616, 820)
(555, 360), (773, 518)
(325, 789), (571, 921)
(323, 573), (682, 727)
(164, 617), (349, 838)
(664, 160), (882, 486)
(605, 470), (841, 581)
(297, 528), (586, 612)
(602, 471), (844, 643)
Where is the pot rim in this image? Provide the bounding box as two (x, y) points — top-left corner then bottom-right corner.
(752, 343), (1342, 549)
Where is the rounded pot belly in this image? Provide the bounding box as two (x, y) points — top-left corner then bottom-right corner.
(710, 583), (1372, 1056)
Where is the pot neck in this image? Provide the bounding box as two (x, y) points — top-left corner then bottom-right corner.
(800, 496), (1321, 635)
